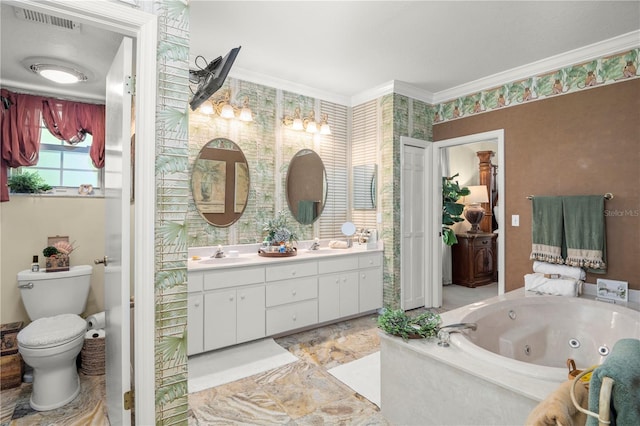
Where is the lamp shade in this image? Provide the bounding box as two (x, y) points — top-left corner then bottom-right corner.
(462, 185), (489, 205)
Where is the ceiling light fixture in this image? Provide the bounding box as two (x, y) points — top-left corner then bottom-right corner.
(24, 57), (90, 85)
(283, 107), (331, 135)
(198, 89), (253, 122)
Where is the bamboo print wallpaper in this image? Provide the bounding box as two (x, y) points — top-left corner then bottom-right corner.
(154, 0), (190, 424)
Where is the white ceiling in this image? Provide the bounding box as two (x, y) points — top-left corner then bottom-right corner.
(2, 1), (639, 104)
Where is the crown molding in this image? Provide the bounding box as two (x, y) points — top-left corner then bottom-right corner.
(214, 30), (639, 108)
(229, 67), (351, 106)
(433, 30), (640, 104)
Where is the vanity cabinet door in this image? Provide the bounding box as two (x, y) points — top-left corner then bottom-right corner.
(187, 294), (204, 355)
(236, 286), (266, 344)
(204, 289), (237, 351)
(318, 272), (359, 322)
(359, 267), (383, 313)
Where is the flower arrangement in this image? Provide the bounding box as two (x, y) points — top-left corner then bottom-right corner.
(263, 211), (297, 245)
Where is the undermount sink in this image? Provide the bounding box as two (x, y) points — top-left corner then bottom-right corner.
(198, 257), (246, 265)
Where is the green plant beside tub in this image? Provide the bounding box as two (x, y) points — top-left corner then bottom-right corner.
(377, 308), (441, 340)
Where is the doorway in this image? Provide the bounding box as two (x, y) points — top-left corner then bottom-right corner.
(429, 130), (505, 308)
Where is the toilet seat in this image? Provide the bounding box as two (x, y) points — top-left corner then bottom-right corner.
(18, 314), (87, 349)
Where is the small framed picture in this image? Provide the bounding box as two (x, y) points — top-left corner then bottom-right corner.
(596, 278), (628, 303)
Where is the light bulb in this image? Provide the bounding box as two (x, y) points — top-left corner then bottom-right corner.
(292, 118), (304, 130)
(220, 103), (235, 119)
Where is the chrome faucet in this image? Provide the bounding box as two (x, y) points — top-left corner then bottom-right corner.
(212, 245), (225, 258)
(437, 322), (477, 347)
(309, 238), (320, 251)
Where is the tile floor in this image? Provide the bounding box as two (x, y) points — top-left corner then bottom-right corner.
(1, 283), (494, 425)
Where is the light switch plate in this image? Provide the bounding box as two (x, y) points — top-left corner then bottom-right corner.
(511, 215), (519, 226)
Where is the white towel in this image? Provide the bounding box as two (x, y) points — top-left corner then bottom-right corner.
(524, 273), (582, 297)
(532, 261), (586, 281)
(329, 240), (349, 249)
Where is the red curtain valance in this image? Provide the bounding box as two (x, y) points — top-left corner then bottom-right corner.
(0, 89), (105, 201)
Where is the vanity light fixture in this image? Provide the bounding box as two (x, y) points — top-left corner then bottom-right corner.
(283, 108), (331, 135)
(25, 57), (89, 84)
(198, 89), (253, 122)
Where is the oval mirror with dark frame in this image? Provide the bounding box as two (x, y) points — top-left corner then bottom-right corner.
(192, 138), (250, 227)
(286, 149), (327, 225)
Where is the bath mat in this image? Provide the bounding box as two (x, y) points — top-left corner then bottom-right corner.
(188, 338), (298, 393)
(328, 351), (380, 407)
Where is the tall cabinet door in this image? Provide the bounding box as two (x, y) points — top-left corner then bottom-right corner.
(237, 286), (266, 344)
(187, 294), (204, 355)
(204, 289), (236, 351)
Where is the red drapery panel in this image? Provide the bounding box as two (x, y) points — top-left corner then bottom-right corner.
(0, 89), (43, 202)
(1, 89), (105, 202)
(42, 99), (106, 168)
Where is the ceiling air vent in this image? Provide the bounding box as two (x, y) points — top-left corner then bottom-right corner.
(13, 7), (81, 31)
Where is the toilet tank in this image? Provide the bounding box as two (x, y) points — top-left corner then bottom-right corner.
(18, 265), (93, 320)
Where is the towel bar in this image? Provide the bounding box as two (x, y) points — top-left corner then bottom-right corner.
(570, 366), (614, 426)
(527, 193), (613, 200)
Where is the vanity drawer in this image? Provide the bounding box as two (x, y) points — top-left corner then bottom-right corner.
(266, 299), (318, 335)
(359, 253), (382, 269)
(188, 272), (204, 293)
(265, 260), (317, 282)
(266, 276), (318, 307)
(203, 266), (264, 291)
(318, 256), (359, 274)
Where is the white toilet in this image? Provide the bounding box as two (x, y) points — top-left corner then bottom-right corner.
(17, 265), (93, 411)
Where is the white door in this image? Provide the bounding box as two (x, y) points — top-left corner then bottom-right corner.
(104, 36), (133, 426)
(401, 137), (432, 310)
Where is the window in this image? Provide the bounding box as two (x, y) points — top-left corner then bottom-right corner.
(11, 120), (103, 194)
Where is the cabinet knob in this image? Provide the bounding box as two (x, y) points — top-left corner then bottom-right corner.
(194, 301), (200, 307)
(291, 270), (297, 276)
(292, 314), (297, 321)
(240, 295), (245, 300)
(482, 240), (488, 245)
(229, 296), (234, 302)
(369, 260), (373, 264)
(361, 274), (366, 279)
(335, 279), (340, 284)
(292, 290), (297, 296)
(342, 277), (346, 282)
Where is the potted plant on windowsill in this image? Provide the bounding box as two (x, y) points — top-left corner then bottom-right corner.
(442, 173), (469, 246)
(7, 171), (52, 194)
(377, 308), (441, 340)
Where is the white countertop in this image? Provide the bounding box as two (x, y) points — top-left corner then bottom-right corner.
(187, 240), (383, 271)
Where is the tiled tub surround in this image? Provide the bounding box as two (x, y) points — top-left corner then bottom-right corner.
(187, 241), (383, 354)
(380, 288), (640, 425)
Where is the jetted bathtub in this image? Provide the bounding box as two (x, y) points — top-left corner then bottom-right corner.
(453, 294), (640, 381)
(380, 290), (640, 425)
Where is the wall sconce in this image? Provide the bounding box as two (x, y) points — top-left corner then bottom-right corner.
(283, 108), (331, 135)
(199, 90), (253, 122)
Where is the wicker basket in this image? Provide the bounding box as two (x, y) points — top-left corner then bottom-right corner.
(80, 336), (105, 376)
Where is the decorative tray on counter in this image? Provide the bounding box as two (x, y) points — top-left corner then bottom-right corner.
(258, 247), (297, 257)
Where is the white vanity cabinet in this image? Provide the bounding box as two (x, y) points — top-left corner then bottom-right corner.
(265, 261), (318, 335)
(187, 272), (204, 355)
(201, 266), (266, 352)
(318, 256), (360, 322)
(187, 249), (383, 355)
(358, 253), (383, 312)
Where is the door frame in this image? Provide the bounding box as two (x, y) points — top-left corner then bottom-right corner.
(430, 129), (505, 307)
(8, 1), (158, 423)
(400, 136), (433, 309)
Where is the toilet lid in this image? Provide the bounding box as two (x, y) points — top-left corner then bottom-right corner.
(17, 314), (87, 348)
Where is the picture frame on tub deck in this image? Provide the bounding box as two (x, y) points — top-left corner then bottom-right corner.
(596, 278), (628, 303)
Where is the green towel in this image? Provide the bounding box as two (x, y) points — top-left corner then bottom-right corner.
(530, 196), (564, 264)
(297, 200), (316, 224)
(586, 339), (640, 426)
(562, 195), (606, 272)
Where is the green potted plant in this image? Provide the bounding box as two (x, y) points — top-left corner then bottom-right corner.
(377, 308), (441, 340)
(442, 173), (469, 246)
(262, 211), (298, 245)
(7, 171), (52, 194)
